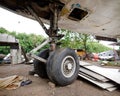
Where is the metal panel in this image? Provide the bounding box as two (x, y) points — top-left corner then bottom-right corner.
(79, 71), (97, 81)
(79, 61), (91, 66)
(79, 67), (109, 82)
(106, 87), (117, 92)
(1, 0), (120, 38)
(85, 65), (120, 84)
(78, 73), (116, 90)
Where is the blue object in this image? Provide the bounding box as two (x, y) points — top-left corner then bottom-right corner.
(21, 80), (32, 86)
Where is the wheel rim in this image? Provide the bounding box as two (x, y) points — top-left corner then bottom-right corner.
(61, 56), (76, 78)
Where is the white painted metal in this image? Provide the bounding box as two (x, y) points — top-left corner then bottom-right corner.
(78, 73), (116, 90)
(1, 0), (120, 38)
(79, 61), (119, 91)
(29, 38), (50, 54)
(58, 0), (120, 38)
(79, 71), (98, 81)
(106, 87), (117, 92)
(79, 67), (109, 82)
(31, 54), (46, 63)
(28, 38), (50, 63)
(79, 61), (91, 66)
(85, 65), (120, 84)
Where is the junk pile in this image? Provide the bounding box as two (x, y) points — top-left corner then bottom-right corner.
(79, 61), (120, 91)
(0, 75), (32, 90)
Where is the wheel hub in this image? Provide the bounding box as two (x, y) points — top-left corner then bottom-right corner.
(67, 63), (72, 70)
(61, 56), (76, 78)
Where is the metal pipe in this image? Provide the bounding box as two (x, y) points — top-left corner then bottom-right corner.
(29, 38), (50, 54)
(27, 38), (50, 63)
(31, 54), (46, 63)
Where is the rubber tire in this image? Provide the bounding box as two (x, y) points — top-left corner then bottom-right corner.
(34, 49), (49, 78)
(46, 48), (79, 86)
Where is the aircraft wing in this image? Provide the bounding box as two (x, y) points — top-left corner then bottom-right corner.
(0, 0), (120, 39)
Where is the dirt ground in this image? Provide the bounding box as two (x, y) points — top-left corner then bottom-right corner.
(0, 63), (120, 96)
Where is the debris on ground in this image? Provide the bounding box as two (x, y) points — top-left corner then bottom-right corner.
(0, 64), (119, 96)
(34, 74), (39, 77)
(79, 61), (120, 91)
(20, 79), (32, 86)
(48, 82), (56, 88)
(0, 75), (32, 90)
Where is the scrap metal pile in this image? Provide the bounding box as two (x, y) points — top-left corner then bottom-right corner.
(79, 61), (120, 91)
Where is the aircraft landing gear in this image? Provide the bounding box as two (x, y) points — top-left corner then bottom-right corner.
(27, 3), (79, 86)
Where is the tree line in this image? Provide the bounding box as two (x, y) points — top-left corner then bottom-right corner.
(0, 27), (111, 55)
(0, 27), (46, 54)
(59, 29), (111, 53)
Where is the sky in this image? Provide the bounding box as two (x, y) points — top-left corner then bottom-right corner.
(0, 8), (48, 37)
(99, 41), (119, 50)
(0, 7), (119, 50)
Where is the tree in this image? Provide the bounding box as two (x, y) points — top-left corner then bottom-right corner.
(59, 29), (111, 53)
(59, 29), (92, 50)
(87, 42), (111, 53)
(0, 27), (8, 34)
(79, 34), (91, 51)
(15, 33), (45, 53)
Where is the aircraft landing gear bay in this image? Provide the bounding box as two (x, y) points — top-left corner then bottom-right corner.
(27, 3), (79, 86)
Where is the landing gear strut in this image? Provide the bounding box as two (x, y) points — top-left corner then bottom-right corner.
(27, 3), (79, 86)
